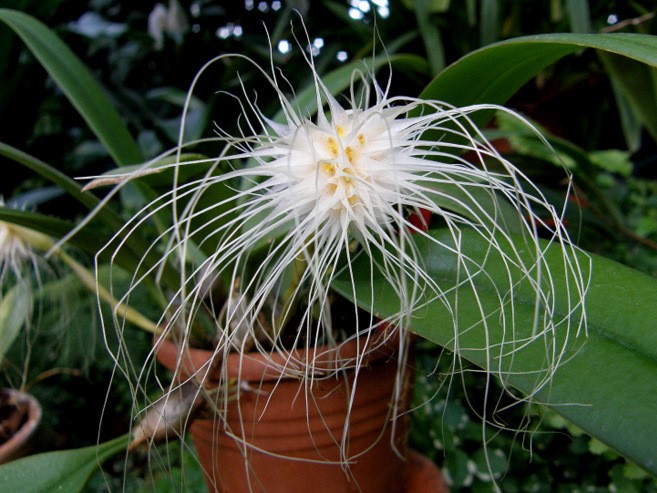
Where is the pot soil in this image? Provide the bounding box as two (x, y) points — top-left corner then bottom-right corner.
(0, 388), (41, 464)
(156, 332), (447, 493)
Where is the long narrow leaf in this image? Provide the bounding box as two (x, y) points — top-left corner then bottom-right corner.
(599, 51), (657, 143)
(479, 0), (499, 46)
(0, 208), (107, 258)
(565, 0), (592, 34)
(414, 0), (445, 75)
(0, 142), (106, 213)
(0, 9), (141, 166)
(0, 208), (160, 289)
(0, 283), (31, 362)
(0, 143), (180, 289)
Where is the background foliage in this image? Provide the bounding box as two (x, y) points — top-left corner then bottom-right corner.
(1, 0), (656, 491)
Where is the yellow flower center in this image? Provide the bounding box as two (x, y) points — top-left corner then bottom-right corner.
(318, 126), (368, 209)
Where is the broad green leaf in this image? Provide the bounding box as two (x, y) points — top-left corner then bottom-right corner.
(425, 176), (524, 234)
(420, 33), (657, 129)
(0, 9), (141, 166)
(0, 283), (31, 362)
(0, 434), (130, 493)
(588, 149), (633, 176)
(491, 110), (578, 169)
(333, 228), (657, 475)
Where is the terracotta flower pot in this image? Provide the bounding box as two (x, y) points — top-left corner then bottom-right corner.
(0, 388), (42, 464)
(156, 331), (446, 493)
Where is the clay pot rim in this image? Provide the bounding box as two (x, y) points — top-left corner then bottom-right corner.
(155, 327), (402, 383)
(0, 388), (42, 463)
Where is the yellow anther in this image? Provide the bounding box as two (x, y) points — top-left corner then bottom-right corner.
(327, 137), (338, 157)
(321, 161), (335, 177)
(343, 167), (353, 183)
(345, 146), (354, 163)
(357, 133), (364, 145)
(336, 126), (345, 137)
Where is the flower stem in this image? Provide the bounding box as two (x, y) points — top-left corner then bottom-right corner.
(274, 254), (308, 336)
(59, 250), (160, 334)
(14, 224), (160, 334)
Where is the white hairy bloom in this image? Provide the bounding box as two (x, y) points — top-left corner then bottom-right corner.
(101, 47), (589, 470)
(0, 214), (60, 386)
(0, 220), (31, 287)
(106, 50), (589, 369)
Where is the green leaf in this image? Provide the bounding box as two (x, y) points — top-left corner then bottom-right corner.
(609, 75), (643, 152)
(588, 149), (633, 176)
(420, 33), (657, 129)
(276, 53), (427, 124)
(414, 0), (445, 76)
(0, 434), (130, 493)
(402, 0), (451, 13)
(479, 0), (499, 46)
(491, 110), (579, 169)
(333, 228), (657, 475)
(0, 141), (105, 213)
(0, 9), (141, 166)
(0, 143), (180, 290)
(0, 141), (152, 257)
(565, 0), (592, 34)
(0, 208), (172, 291)
(0, 208), (106, 258)
(0, 283), (31, 362)
(424, 175), (524, 234)
(599, 51), (657, 144)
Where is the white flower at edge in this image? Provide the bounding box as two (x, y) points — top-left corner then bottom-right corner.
(0, 220), (32, 288)
(0, 199), (47, 297)
(148, 0), (188, 51)
(0, 214), (40, 385)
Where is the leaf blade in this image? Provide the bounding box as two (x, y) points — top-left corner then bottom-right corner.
(420, 33), (657, 130)
(333, 228), (657, 474)
(0, 9), (142, 166)
(0, 283), (31, 362)
(0, 434), (130, 493)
